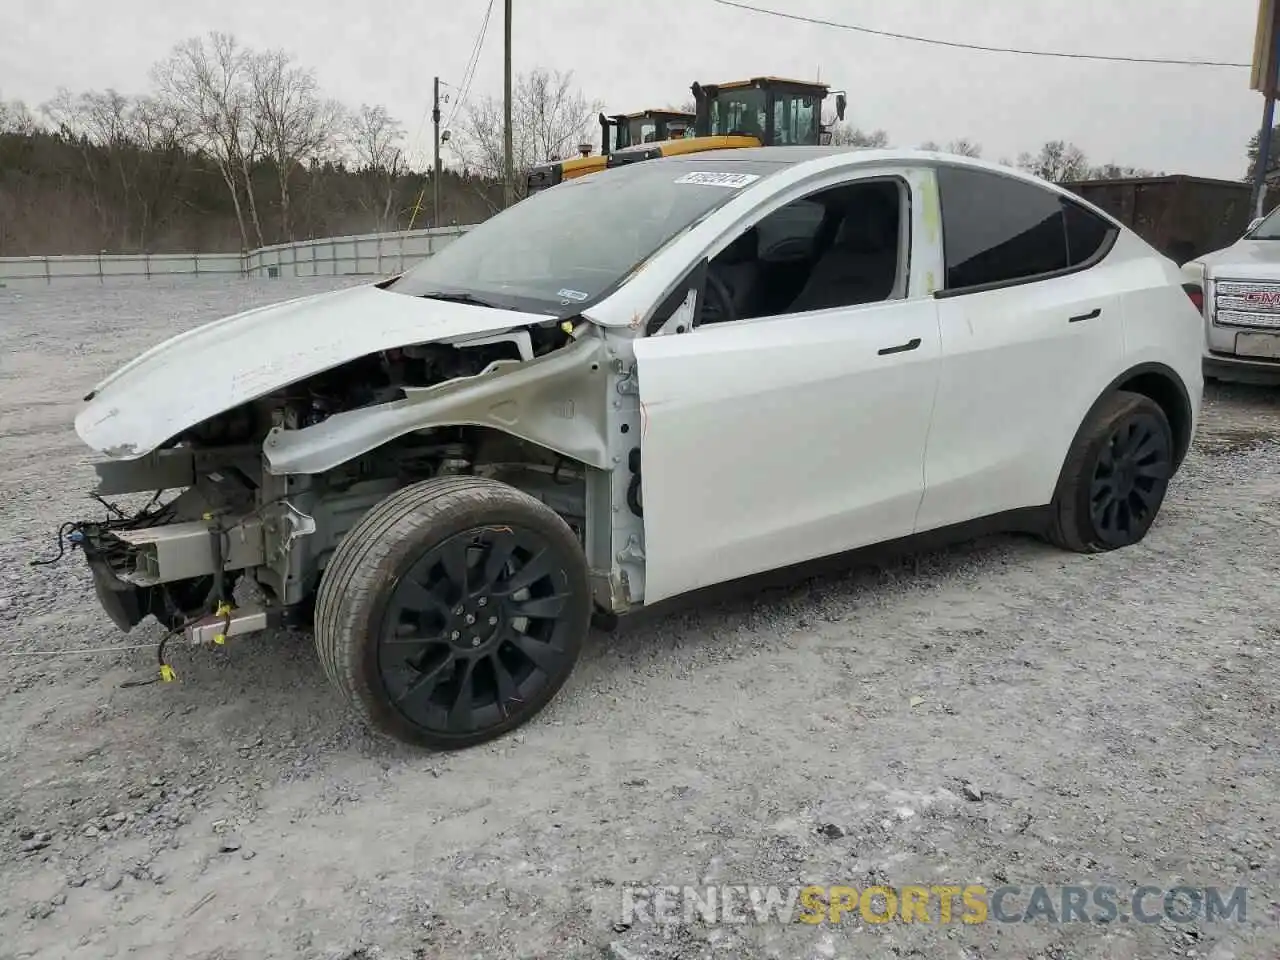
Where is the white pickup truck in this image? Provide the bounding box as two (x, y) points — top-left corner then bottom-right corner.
(1183, 206), (1280, 383)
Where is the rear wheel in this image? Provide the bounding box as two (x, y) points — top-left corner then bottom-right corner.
(314, 476), (591, 749)
(1047, 391), (1174, 553)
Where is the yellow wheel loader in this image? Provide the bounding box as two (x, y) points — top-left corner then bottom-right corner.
(524, 78), (845, 194)
(525, 109), (695, 195)
(603, 109), (696, 150)
(603, 77), (846, 169)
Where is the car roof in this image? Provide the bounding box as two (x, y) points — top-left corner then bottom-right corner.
(637, 146), (1122, 225)
(653, 145), (1028, 180)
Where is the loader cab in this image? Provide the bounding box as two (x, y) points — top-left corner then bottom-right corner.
(526, 109), (697, 197)
(691, 77), (846, 146)
(603, 77), (846, 171)
(600, 110), (696, 155)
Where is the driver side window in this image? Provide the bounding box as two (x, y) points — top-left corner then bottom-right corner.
(697, 178), (909, 326)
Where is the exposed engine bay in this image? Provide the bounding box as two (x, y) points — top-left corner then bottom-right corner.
(70, 323), (611, 643)
(180, 337), (537, 447)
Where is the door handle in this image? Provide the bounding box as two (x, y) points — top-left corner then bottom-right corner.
(1068, 307), (1102, 323)
(878, 337), (921, 356)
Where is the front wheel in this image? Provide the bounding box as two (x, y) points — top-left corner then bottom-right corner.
(314, 476), (591, 749)
(1047, 390), (1175, 553)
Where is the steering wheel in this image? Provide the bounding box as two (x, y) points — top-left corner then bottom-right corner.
(697, 271), (740, 328)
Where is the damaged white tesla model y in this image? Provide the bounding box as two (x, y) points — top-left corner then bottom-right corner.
(69, 148), (1203, 749)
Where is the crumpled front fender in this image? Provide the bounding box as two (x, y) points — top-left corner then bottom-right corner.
(263, 335), (612, 475)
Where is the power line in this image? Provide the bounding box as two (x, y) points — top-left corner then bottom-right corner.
(445, 0), (496, 132)
(710, 0), (1252, 68)
(407, 0), (495, 166)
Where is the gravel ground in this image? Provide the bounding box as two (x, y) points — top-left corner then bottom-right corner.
(1, 277), (1279, 960)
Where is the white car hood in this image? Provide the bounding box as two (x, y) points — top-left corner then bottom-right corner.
(1194, 239), (1280, 280)
(76, 282), (552, 459)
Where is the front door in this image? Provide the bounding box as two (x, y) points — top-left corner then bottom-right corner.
(633, 171), (941, 604)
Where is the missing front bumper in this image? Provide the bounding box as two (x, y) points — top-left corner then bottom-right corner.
(79, 511), (265, 632)
(105, 518), (265, 586)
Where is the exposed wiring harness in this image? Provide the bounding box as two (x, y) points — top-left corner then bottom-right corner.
(28, 490), (208, 684)
(118, 619), (187, 687)
(27, 491), (298, 682)
(28, 491), (175, 568)
(27, 521), (86, 567)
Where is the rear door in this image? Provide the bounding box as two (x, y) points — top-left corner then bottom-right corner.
(915, 165), (1126, 533)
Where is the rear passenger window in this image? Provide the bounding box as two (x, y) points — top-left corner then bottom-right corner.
(936, 166), (1116, 294)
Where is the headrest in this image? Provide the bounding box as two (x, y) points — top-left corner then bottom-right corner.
(834, 190), (898, 253)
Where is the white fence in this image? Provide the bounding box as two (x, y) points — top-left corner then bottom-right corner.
(0, 225), (478, 287)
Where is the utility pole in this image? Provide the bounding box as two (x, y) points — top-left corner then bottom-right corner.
(503, 0), (514, 207)
(1250, 0), (1280, 219)
(1252, 98), (1276, 222)
(432, 76), (442, 228)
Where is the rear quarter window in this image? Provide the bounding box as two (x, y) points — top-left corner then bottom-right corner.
(1063, 198), (1118, 266)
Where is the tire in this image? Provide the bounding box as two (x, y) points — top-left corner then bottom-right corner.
(1047, 390), (1175, 553)
(314, 476), (591, 750)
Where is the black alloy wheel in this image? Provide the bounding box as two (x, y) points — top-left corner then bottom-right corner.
(378, 525), (579, 737)
(1088, 410), (1173, 547)
(314, 476), (591, 750)
(1047, 390), (1176, 553)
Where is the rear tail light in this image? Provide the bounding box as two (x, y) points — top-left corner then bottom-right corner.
(1182, 282), (1204, 313)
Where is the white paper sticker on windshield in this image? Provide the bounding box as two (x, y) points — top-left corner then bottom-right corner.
(673, 171), (760, 188)
(557, 288), (589, 302)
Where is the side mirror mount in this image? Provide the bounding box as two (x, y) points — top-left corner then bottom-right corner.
(835, 93), (847, 121)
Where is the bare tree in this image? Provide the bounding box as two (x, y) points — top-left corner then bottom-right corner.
(129, 95), (194, 249)
(1086, 162), (1159, 180)
(347, 103), (406, 230)
(457, 68), (601, 202)
(0, 96), (36, 135)
(945, 138), (982, 158)
(41, 87), (138, 245)
(152, 32), (263, 248)
(1016, 140), (1090, 182)
(829, 122), (889, 148)
(250, 49), (343, 239)
(919, 140), (942, 151)
(1245, 127), (1280, 186)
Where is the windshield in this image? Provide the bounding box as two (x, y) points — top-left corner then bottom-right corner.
(711, 89), (767, 138)
(387, 160), (778, 316)
(1250, 205), (1280, 239)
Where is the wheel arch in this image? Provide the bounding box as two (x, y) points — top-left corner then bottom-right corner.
(1055, 362), (1193, 498)
(1109, 363), (1194, 470)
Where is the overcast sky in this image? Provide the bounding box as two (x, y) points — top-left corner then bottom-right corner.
(3, 0), (1266, 178)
